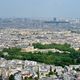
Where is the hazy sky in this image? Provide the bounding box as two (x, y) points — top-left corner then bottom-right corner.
(0, 0), (80, 18)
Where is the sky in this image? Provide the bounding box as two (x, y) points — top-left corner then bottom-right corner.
(0, 0), (80, 18)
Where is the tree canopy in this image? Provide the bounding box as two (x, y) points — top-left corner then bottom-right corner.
(0, 43), (80, 66)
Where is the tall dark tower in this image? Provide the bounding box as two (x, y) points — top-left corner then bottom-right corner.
(53, 17), (57, 22)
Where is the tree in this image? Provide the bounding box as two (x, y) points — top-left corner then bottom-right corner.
(9, 75), (15, 80)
